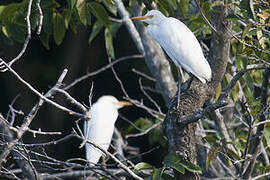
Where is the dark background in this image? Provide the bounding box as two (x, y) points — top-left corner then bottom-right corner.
(0, 25), (168, 166)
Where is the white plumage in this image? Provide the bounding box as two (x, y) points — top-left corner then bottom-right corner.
(132, 10), (212, 83)
(84, 95), (131, 164)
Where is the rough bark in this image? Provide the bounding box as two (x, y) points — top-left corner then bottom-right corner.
(163, 2), (232, 179)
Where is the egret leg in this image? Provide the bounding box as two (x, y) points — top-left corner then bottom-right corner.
(181, 76), (194, 94)
(176, 67), (183, 109)
(101, 155), (106, 168)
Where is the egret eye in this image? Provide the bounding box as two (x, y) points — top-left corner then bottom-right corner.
(148, 15), (154, 19)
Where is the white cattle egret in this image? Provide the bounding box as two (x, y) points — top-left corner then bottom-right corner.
(84, 95), (132, 164)
(131, 10), (212, 84)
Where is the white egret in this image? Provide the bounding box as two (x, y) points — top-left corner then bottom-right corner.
(84, 95), (132, 164)
(131, 10), (212, 86)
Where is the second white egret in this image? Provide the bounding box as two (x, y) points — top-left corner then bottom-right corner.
(84, 95), (132, 165)
(131, 10), (212, 84)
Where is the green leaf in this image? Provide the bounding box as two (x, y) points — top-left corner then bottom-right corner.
(102, 0), (117, 16)
(89, 2), (110, 26)
(0, 6), (5, 16)
(156, 0), (174, 16)
(206, 147), (220, 171)
(127, 118), (153, 133)
(67, 0), (77, 10)
(264, 124), (270, 147)
(179, 159), (202, 174)
(202, 134), (219, 144)
(5, 24), (26, 43)
(152, 168), (165, 180)
(53, 12), (66, 45)
(256, 27), (266, 49)
(1, 32), (14, 46)
(244, 73), (254, 95)
(225, 148), (241, 161)
(88, 20), (103, 44)
(148, 125), (167, 147)
(39, 32), (50, 49)
(226, 14), (239, 20)
(108, 23), (122, 37)
(178, 0), (189, 17)
(241, 23), (252, 40)
(163, 153), (185, 174)
(62, 9), (72, 29)
(42, 10), (53, 34)
(104, 27), (115, 59)
(211, 1), (224, 7)
(0, 3), (21, 24)
(41, 0), (60, 9)
(134, 162), (153, 173)
(240, 0), (256, 19)
(77, 1), (91, 26)
(231, 81), (239, 102)
(215, 83), (222, 100)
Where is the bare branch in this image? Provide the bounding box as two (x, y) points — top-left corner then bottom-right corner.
(0, 69), (75, 168)
(138, 78), (162, 113)
(54, 88), (87, 112)
(74, 131), (144, 180)
(0, 61), (83, 117)
(109, 57), (129, 98)
(132, 68), (156, 82)
(252, 171), (270, 180)
(64, 54), (143, 90)
(242, 68), (270, 179)
(126, 121), (162, 139)
(179, 100), (228, 126)
(0, 115), (40, 180)
(114, 0), (145, 54)
(195, 0), (218, 35)
(25, 128), (62, 137)
(36, 0), (43, 35)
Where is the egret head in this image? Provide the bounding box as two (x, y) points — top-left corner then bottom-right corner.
(131, 10), (166, 25)
(97, 96), (132, 110)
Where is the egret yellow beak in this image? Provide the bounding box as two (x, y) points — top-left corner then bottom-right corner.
(117, 101), (132, 106)
(131, 15), (153, 20)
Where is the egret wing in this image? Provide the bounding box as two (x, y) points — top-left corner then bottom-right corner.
(84, 103), (118, 164)
(147, 18), (211, 82)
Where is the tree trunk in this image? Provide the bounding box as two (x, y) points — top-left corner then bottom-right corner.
(163, 2), (232, 179)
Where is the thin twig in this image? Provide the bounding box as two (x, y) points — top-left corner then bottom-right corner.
(0, 61), (82, 117)
(242, 68), (270, 179)
(54, 88), (87, 112)
(126, 121), (162, 139)
(109, 57), (129, 98)
(25, 128), (62, 138)
(139, 78), (162, 113)
(0, 69), (74, 168)
(132, 68), (156, 82)
(74, 131), (144, 180)
(36, 0), (43, 35)
(64, 54), (143, 90)
(3, 0), (33, 70)
(194, 0), (218, 35)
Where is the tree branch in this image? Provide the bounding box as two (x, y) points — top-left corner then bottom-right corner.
(242, 68), (270, 179)
(0, 115), (40, 180)
(0, 69), (73, 168)
(0, 61), (83, 117)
